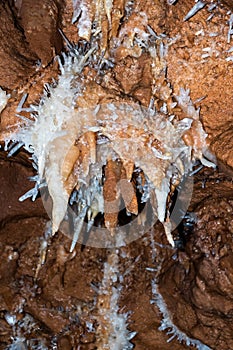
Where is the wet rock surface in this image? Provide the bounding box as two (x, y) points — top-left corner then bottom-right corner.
(0, 0), (233, 349)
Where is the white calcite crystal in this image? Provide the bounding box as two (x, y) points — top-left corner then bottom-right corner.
(151, 279), (212, 350)
(95, 251), (136, 349)
(0, 87), (8, 113)
(7, 46), (214, 248)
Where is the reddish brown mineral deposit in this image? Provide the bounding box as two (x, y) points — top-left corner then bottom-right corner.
(0, 1), (233, 349)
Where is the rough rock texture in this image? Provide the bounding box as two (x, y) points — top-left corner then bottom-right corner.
(166, 1), (233, 170)
(0, 0), (233, 349)
(0, 1), (37, 90)
(157, 168), (233, 349)
(1, 151), (233, 349)
(16, 0), (63, 67)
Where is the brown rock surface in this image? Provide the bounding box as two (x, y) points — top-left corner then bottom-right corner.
(166, 1), (233, 170)
(0, 0), (233, 349)
(157, 168), (233, 349)
(17, 0), (63, 66)
(0, 1), (37, 90)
